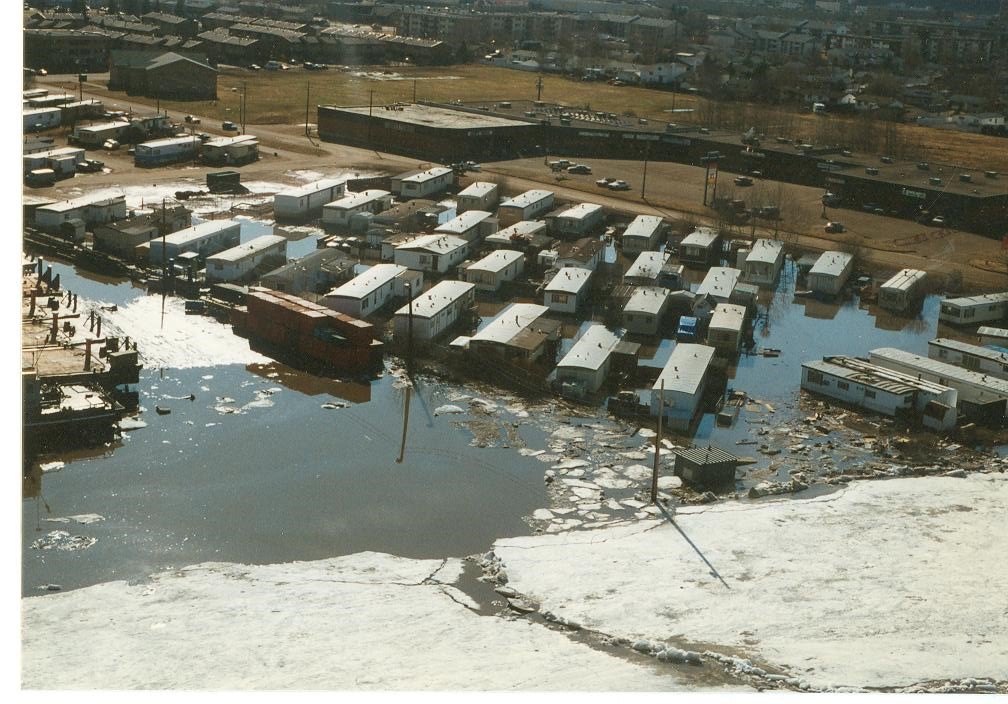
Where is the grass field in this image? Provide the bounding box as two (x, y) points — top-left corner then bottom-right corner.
(67, 63), (1008, 172)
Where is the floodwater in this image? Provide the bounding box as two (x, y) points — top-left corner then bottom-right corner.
(24, 262), (546, 596)
(25, 254), (991, 596)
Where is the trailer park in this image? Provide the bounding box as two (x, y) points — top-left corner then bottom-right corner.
(21, 87), (1008, 693)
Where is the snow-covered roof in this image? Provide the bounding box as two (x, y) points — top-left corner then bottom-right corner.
(680, 227), (719, 248)
(400, 166), (452, 183)
(708, 303), (746, 331)
(457, 181), (497, 198)
(393, 280), (474, 320)
(471, 303), (549, 344)
(556, 324), (621, 372)
(695, 267), (741, 299)
(206, 234), (285, 263)
(160, 219), (239, 246)
(466, 249), (523, 274)
(545, 267), (592, 294)
(622, 215), (663, 241)
(809, 250), (853, 277)
(555, 203), (602, 221)
(624, 251), (669, 280)
(435, 210), (492, 234)
(396, 234), (467, 254)
(880, 268), (926, 292)
(941, 291), (1008, 309)
(500, 189), (553, 209)
(653, 343), (716, 395)
(277, 178), (344, 199)
(745, 238), (784, 265)
(929, 338), (1008, 364)
(327, 263), (406, 300)
(38, 192), (126, 213)
(624, 286), (670, 316)
(323, 189), (390, 210)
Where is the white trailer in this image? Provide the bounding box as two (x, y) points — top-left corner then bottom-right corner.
(928, 337), (1008, 381)
(498, 190), (554, 226)
(938, 292), (1008, 325)
(35, 193), (128, 233)
(274, 179), (347, 221)
(134, 136), (202, 167)
(392, 280), (476, 343)
(652, 343), (717, 430)
(555, 323), (622, 397)
(544, 267), (592, 314)
(456, 181), (499, 213)
(621, 215), (664, 255)
(148, 220), (242, 264)
(205, 234), (287, 283)
(23, 147), (86, 176)
(23, 108), (62, 132)
(393, 167), (454, 199)
(324, 263), (413, 319)
(742, 239), (785, 287)
(878, 269), (926, 313)
(461, 249), (524, 292)
(321, 190), (392, 231)
(808, 251), (854, 297)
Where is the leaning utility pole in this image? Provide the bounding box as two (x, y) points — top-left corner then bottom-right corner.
(651, 379), (664, 504)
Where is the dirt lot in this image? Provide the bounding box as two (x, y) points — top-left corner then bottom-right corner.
(40, 65), (1008, 173)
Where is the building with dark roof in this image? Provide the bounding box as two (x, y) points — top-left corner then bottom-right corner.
(24, 28), (119, 73)
(109, 51), (217, 101)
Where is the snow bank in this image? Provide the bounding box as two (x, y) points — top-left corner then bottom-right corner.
(22, 552), (689, 690)
(494, 475), (1008, 690)
(100, 296), (270, 369)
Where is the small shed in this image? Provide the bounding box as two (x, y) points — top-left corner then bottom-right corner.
(673, 445), (740, 489)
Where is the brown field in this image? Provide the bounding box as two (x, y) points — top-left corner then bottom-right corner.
(54, 64), (1008, 172)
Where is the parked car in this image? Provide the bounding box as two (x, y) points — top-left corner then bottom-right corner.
(567, 164), (592, 174)
(464, 161), (481, 172)
(103, 139), (120, 151)
(734, 175), (753, 187)
(249, 64), (261, 70)
(75, 159), (104, 173)
(222, 121), (238, 131)
(824, 221), (845, 234)
(607, 179), (630, 191)
(931, 215), (947, 227)
(596, 177), (614, 187)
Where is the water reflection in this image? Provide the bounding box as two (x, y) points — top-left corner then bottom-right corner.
(246, 361), (373, 403)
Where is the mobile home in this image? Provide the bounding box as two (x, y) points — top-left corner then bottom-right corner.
(324, 263), (416, 319)
(938, 292), (1008, 325)
(621, 215), (664, 255)
(870, 347), (1008, 419)
(928, 337), (1008, 381)
(460, 249), (525, 292)
(201, 135), (259, 166)
(498, 189), (554, 227)
(622, 286), (670, 336)
(147, 220), (241, 263)
(134, 135), (202, 167)
(623, 251), (670, 286)
(467, 302), (558, 362)
(321, 190), (392, 231)
(394, 234), (469, 274)
(23, 107), (62, 132)
(434, 210), (496, 243)
(742, 238), (785, 287)
(679, 227), (721, 266)
(546, 203), (604, 238)
(544, 267), (592, 314)
(392, 280), (476, 343)
(456, 181), (499, 213)
(801, 356), (957, 431)
(878, 269), (927, 313)
(73, 121), (130, 148)
(35, 193), (128, 233)
(23, 147), (85, 176)
(274, 179), (347, 221)
(651, 343), (717, 430)
(205, 234), (286, 283)
(695, 266), (742, 303)
(706, 303), (747, 355)
(979, 327), (1008, 347)
(555, 324), (622, 398)
(392, 166), (454, 199)
(808, 251), (854, 297)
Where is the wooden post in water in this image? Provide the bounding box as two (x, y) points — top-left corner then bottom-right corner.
(651, 379), (664, 504)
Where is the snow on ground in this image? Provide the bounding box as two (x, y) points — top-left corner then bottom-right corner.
(494, 474), (1008, 690)
(21, 552), (689, 690)
(100, 296), (269, 369)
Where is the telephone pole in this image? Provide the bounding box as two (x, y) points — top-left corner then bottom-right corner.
(651, 379), (664, 504)
(536, 75), (544, 102)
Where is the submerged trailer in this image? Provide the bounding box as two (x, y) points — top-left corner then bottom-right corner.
(878, 269), (926, 313)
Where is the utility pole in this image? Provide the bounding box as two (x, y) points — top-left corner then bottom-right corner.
(369, 89), (374, 117)
(405, 281), (414, 375)
(395, 385), (412, 463)
(651, 379), (664, 504)
(305, 80), (310, 137)
(536, 75), (543, 102)
(241, 82), (247, 135)
(641, 144), (649, 200)
(412, 79), (417, 103)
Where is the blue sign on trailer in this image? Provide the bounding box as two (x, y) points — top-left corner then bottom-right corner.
(676, 316), (698, 341)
